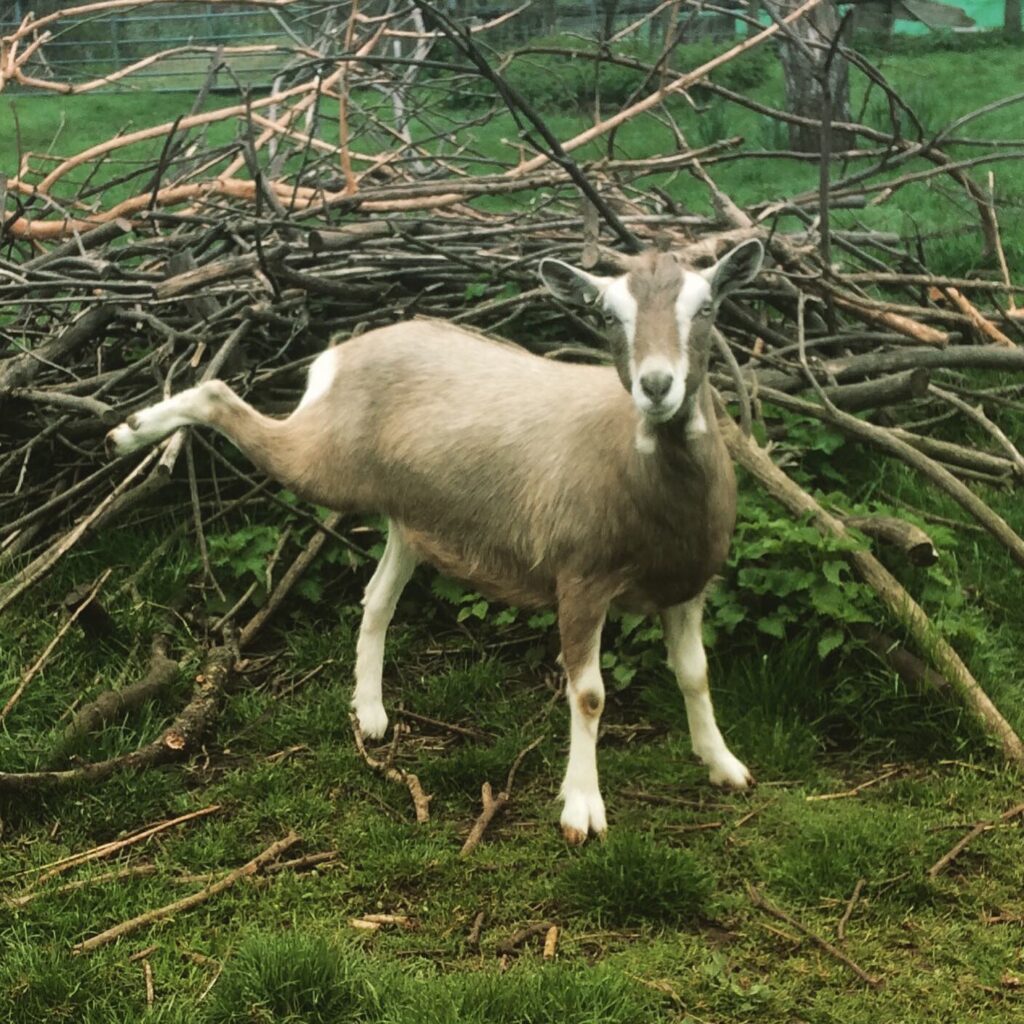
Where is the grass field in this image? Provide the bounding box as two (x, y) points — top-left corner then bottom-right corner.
(3, 35), (1024, 1024)
(2, 511), (1024, 1023)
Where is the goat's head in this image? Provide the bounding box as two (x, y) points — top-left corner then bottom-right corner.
(539, 240), (763, 422)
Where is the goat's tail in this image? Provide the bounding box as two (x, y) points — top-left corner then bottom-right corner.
(107, 380), (297, 484)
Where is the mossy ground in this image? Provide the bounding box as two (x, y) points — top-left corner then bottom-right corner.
(2, 504), (1023, 1022)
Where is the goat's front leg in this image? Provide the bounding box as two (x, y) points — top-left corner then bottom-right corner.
(557, 583), (610, 844)
(662, 596), (753, 790)
(351, 523), (418, 739)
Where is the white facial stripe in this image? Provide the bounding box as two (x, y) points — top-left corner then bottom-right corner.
(601, 276), (637, 343)
(603, 268), (711, 424)
(675, 271), (713, 325)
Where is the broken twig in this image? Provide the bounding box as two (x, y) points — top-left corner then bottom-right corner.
(73, 831), (299, 954)
(745, 882), (882, 989)
(460, 736), (543, 856)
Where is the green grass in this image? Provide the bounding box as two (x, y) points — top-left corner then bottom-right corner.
(3, 35), (1024, 1024)
(2, 505), (1024, 1021)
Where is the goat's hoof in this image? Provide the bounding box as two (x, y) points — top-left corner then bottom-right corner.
(353, 702), (389, 740)
(561, 825), (588, 846)
(105, 420), (139, 457)
(708, 755), (755, 791)
(560, 789), (607, 844)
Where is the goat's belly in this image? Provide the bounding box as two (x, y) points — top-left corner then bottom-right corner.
(615, 577), (708, 615)
(396, 525), (556, 608)
(614, 543), (730, 613)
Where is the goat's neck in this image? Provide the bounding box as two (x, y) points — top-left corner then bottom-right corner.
(646, 380), (718, 459)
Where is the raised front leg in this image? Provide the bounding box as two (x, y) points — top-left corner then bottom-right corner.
(557, 581), (611, 844)
(351, 523), (418, 739)
(662, 596), (753, 790)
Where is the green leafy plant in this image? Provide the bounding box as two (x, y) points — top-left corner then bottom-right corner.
(707, 494), (875, 658)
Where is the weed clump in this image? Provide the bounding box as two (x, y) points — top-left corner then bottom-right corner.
(555, 830), (713, 926)
(204, 930), (379, 1024)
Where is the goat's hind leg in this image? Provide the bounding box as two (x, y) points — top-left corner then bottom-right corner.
(351, 523), (418, 739)
(662, 596), (753, 790)
(107, 381), (235, 455)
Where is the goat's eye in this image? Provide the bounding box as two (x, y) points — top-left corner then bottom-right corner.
(600, 309), (617, 326)
(699, 303), (713, 317)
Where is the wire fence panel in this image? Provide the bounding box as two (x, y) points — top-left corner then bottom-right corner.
(0, 1), (744, 94)
(0, 2), (299, 93)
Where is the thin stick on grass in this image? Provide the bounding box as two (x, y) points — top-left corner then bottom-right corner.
(982, 912), (1024, 925)
(837, 878), (866, 941)
(0, 567), (112, 723)
(142, 959), (155, 1009)
(496, 921), (558, 956)
(350, 716), (432, 823)
(466, 910), (486, 951)
(11, 849), (341, 907)
(926, 801), (1024, 879)
(806, 768), (902, 802)
(745, 882), (882, 989)
(26, 805), (223, 884)
(399, 707), (491, 739)
(5, 865), (159, 908)
(460, 736), (543, 856)
(72, 832), (300, 955)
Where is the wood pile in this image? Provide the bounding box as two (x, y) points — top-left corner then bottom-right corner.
(2, 0), (1023, 776)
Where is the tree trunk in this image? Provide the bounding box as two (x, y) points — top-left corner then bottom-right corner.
(599, 0), (619, 40)
(773, 0), (853, 154)
(1006, 0), (1023, 42)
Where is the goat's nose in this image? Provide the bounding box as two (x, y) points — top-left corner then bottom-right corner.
(640, 371), (673, 403)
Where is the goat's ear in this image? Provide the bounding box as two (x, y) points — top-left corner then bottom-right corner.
(705, 239), (764, 300)
(538, 258), (609, 307)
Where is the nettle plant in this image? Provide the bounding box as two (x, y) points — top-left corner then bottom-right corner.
(708, 496), (877, 660)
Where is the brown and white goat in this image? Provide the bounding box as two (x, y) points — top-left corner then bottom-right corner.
(107, 239), (764, 843)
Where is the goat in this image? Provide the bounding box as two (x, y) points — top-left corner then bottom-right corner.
(107, 239), (764, 843)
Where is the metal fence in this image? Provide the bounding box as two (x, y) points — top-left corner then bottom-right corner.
(1, 0), (1003, 95)
(1, 2), (298, 92)
(0, 2), (743, 94)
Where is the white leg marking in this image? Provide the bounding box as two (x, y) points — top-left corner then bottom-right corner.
(663, 597), (753, 790)
(107, 382), (226, 455)
(559, 623), (608, 843)
(297, 347), (338, 411)
(351, 524), (418, 739)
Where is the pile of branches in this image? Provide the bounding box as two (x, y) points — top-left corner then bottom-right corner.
(2, 0), (1024, 780)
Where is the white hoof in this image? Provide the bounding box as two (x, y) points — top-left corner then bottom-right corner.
(106, 417), (147, 456)
(353, 701), (389, 740)
(560, 787), (607, 844)
(707, 752), (755, 790)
